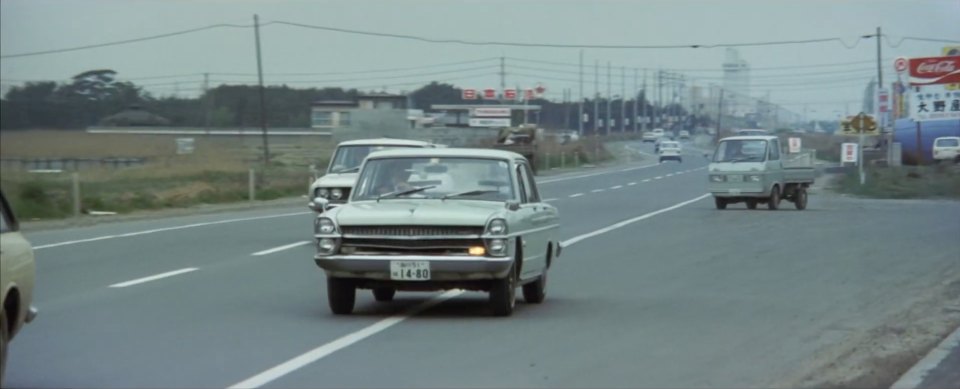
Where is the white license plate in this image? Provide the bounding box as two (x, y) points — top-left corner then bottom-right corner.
(728, 189), (742, 195)
(390, 261), (431, 281)
(728, 175), (743, 182)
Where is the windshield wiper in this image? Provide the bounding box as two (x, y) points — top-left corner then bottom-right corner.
(377, 185), (437, 201)
(729, 157), (759, 163)
(333, 166), (361, 174)
(441, 189), (498, 200)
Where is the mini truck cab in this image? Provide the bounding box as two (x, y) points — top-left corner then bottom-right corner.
(310, 148), (561, 316)
(708, 135), (815, 210)
(308, 138), (438, 210)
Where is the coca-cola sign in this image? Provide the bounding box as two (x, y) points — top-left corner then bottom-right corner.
(908, 56), (960, 85)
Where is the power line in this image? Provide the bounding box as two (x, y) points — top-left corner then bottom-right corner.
(0, 23), (264, 59)
(271, 20), (869, 49)
(508, 56), (892, 72)
(883, 35), (960, 48)
(210, 57), (499, 77)
(508, 63), (877, 80)
(237, 64), (497, 83)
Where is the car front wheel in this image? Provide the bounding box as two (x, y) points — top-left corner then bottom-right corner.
(768, 186), (781, 210)
(1, 310), (8, 386)
(327, 277), (356, 315)
(522, 268), (547, 304)
(489, 265), (517, 316)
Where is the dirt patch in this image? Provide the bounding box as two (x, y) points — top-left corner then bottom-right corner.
(774, 277), (960, 389)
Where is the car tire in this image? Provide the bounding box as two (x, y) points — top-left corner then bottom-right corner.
(372, 287), (396, 302)
(326, 277), (356, 315)
(489, 265), (517, 316)
(678, 158), (683, 163)
(658, 158), (664, 164)
(746, 200), (758, 210)
(794, 187), (808, 210)
(1, 310), (8, 386)
(768, 186), (781, 210)
(522, 268), (547, 304)
(714, 197), (727, 210)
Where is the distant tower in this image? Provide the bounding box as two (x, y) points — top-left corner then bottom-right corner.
(722, 48), (750, 117)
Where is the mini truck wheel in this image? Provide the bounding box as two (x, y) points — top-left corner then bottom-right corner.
(768, 185), (781, 210)
(326, 276), (356, 315)
(714, 197), (727, 210)
(794, 187), (808, 210)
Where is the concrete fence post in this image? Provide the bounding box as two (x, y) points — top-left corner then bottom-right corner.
(71, 172), (81, 218)
(249, 168), (256, 202)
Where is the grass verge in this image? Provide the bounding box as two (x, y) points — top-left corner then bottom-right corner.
(833, 164), (960, 199)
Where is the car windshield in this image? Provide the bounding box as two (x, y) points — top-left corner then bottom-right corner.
(714, 139), (768, 162)
(353, 157), (515, 201)
(328, 145), (419, 173)
(662, 142), (680, 149)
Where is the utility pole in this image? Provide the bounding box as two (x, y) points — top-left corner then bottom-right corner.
(642, 69), (647, 132)
(633, 68), (638, 133)
(715, 88), (724, 145)
(657, 69), (663, 128)
(578, 50), (584, 137)
(253, 14), (270, 166)
(202, 72), (210, 135)
(606, 61), (611, 135)
(876, 26), (892, 161)
(621, 66), (626, 133)
(499, 56), (506, 101)
(564, 89), (571, 130)
(594, 60), (600, 135)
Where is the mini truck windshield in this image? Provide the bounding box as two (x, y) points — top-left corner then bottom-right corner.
(714, 139), (768, 163)
(353, 157), (516, 202)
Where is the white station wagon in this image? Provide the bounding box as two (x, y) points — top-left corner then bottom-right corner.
(309, 148), (562, 316)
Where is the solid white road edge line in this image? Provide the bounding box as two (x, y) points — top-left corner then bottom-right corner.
(252, 241), (312, 256)
(227, 193), (711, 389)
(34, 211), (312, 250)
(109, 267), (198, 288)
(228, 290), (463, 389)
(890, 324), (960, 389)
(560, 193), (711, 247)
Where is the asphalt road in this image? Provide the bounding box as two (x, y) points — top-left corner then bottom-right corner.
(5, 140), (959, 388)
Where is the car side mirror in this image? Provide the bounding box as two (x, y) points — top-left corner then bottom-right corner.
(505, 201), (521, 211)
(308, 197), (329, 213)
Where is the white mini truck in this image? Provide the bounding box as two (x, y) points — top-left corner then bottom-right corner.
(708, 136), (815, 210)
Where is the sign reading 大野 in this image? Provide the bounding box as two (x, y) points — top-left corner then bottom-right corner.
(910, 83), (960, 122)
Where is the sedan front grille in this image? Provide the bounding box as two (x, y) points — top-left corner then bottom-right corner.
(340, 238), (485, 256)
(341, 225), (483, 238)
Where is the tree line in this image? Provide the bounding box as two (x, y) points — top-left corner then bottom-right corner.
(2, 69), (707, 132)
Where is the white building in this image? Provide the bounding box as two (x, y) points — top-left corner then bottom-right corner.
(722, 48), (752, 117)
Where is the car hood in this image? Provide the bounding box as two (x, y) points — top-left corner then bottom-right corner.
(310, 173), (358, 189)
(709, 162), (765, 173)
(331, 200), (504, 226)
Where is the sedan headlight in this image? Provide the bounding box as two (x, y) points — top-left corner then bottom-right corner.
(486, 218), (508, 235)
(316, 217), (338, 234)
(487, 238), (507, 256)
(745, 174), (762, 182)
(331, 188), (343, 200)
(317, 188), (330, 199)
(709, 175), (725, 183)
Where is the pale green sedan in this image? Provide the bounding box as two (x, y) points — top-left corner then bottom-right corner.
(310, 148), (562, 316)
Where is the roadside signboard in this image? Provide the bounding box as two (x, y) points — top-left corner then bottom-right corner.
(894, 57), (908, 74)
(472, 107), (511, 117)
(503, 89), (518, 100)
(461, 89), (477, 100)
(840, 113), (878, 134)
(468, 118), (511, 127)
(482, 88), (497, 99)
(176, 138), (195, 154)
(877, 87), (890, 129)
(841, 143), (858, 163)
(908, 56), (960, 86)
(909, 83), (960, 122)
(788, 137), (802, 153)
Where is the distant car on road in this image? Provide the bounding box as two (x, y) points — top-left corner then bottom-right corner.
(678, 130), (691, 140)
(642, 131), (658, 143)
(933, 136), (960, 163)
(309, 148), (561, 316)
(1, 189), (38, 385)
(735, 129), (768, 136)
(658, 141), (682, 163)
(308, 138), (438, 210)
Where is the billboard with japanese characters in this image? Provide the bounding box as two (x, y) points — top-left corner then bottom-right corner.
(909, 84), (960, 122)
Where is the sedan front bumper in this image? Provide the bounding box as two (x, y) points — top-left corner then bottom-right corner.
(315, 254), (514, 281)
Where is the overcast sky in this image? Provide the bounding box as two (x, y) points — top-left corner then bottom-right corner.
(2, 0), (958, 120)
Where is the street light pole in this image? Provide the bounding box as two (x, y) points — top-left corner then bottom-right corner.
(253, 14), (270, 166)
